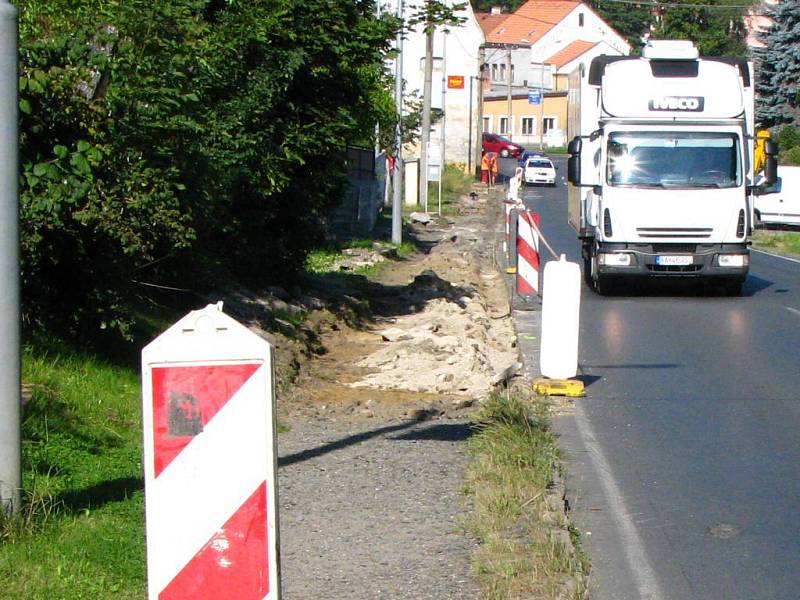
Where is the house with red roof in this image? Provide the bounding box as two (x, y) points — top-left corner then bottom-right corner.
(477, 0), (629, 148)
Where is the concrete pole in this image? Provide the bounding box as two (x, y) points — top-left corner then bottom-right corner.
(475, 45), (485, 178)
(392, 0), (404, 245)
(0, 0), (20, 515)
(438, 31), (446, 216)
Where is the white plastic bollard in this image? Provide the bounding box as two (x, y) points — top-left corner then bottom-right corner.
(540, 254), (581, 379)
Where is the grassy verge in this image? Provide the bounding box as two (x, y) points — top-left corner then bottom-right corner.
(426, 163), (475, 215)
(1, 341), (146, 599)
(751, 229), (800, 258)
(464, 393), (588, 599)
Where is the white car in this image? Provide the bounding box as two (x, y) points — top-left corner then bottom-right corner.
(754, 165), (800, 227)
(524, 157), (556, 186)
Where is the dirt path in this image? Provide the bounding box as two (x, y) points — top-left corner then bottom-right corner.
(276, 187), (515, 599)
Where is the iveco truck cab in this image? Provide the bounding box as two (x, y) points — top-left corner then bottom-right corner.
(566, 40), (778, 295)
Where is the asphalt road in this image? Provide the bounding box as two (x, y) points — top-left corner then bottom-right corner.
(516, 154), (800, 600)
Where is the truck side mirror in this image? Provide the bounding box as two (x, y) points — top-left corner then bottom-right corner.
(764, 139), (779, 185)
(567, 137), (582, 184)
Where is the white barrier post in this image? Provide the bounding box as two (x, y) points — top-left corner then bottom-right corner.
(141, 303), (280, 600)
(539, 255), (581, 380)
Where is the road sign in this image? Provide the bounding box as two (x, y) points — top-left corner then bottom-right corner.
(447, 75), (464, 89)
(528, 89), (541, 105)
(142, 303), (280, 600)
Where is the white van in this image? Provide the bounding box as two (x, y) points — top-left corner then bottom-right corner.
(754, 165), (800, 227)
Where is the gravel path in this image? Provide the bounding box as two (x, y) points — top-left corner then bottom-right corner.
(277, 415), (480, 600)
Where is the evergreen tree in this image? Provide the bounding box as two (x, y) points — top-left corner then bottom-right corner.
(755, 0), (800, 127)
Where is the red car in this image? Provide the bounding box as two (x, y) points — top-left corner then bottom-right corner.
(482, 132), (524, 158)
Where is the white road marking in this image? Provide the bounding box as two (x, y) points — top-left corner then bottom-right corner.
(786, 307), (800, 318)
(573, 400), (666, 600)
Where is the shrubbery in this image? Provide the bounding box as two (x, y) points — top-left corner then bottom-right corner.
(17, 0), (400, 342)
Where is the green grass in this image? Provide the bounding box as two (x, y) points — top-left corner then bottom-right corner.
(751, 229), (800, 258)
(304, 239), (416, 276)
(0, 340), (146, 599)
(426, 164), (475, 215)
(463, 393), (588, 599)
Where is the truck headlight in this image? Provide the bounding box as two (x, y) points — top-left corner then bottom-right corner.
(598, 252), (634, 266)
(717, 254), (748, 268)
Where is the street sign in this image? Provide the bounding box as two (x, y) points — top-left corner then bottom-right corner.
(528, 89), (542, 105)
(142, 303), (280, 600)
(447, 75), (465, 89)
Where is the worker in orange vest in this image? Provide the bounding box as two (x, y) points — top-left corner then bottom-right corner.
(488, 152), (499, 188)
(480, 152), (490, 184)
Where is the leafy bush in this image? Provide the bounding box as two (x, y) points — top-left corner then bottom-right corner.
(17, 0), (400, 342)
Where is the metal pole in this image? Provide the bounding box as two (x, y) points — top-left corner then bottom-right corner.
(476, 46), (485, 178)
(438, 31), (446, 216)
(539, 63), (544, 151)
(467, 76), (473, 175)
(0, 0), (20, 515)
(392, 0), (404, 245)
(506, 48), (512, 140)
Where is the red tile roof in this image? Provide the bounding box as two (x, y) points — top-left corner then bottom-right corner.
(484, 0), (580, 46)
(475, 11), (510, 35)
(547, 39), (598, 68)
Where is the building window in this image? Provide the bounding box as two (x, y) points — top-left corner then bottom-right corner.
(543, 117), (556, 133)
(482, 117), (491, 133)
(499, 117), (509, 135)
(579, 13), (584, 26)
(499, 64), (506, 82)
(522, 117), (535, 135)
(491, 64), (498, 81)
(511, 65), (515, 83)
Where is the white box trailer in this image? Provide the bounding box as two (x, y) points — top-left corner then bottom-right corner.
(567, 40), (778, 295)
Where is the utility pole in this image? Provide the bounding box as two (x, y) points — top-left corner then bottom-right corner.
(0, 0), (20, 515)
(506, 48), (512, 140)
(392, 0), (404, 245)
(475, 45), (485, 178)
(539, 62), (545, 151)
(419, 20), (434, 214)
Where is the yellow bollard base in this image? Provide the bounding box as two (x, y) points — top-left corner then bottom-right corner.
(505, 267), (517, 274)
(533, 377), (585, 397)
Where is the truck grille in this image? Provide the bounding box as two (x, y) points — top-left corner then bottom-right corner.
(636, 227), (712, 239)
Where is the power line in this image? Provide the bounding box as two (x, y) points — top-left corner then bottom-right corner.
(594, 0), (764, 10)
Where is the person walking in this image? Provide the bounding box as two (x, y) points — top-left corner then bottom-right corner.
(488, 152), (499, 188)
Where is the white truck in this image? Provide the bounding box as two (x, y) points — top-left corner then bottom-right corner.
(754, 165), (800, 228)
(566, 40), (778, 295)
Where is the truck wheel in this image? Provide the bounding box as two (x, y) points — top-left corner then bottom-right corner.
(594, 275), (615, 296)
(753, 211), (762, 229)
(583, 257), (593, 287)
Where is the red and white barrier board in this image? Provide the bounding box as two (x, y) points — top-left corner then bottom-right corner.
(142, 303), (280, 600)
(516, 211), (541, 296)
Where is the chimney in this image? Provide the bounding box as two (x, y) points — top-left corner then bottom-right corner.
(490, 6), (502, 14)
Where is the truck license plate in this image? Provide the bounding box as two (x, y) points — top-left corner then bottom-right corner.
(656, 255), (693, 266)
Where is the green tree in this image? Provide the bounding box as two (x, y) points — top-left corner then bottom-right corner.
(754, 0), (800, 127)
(651, 0), (755, 58)
(17, 0), (400, 341)
(588, 0), (651, 52)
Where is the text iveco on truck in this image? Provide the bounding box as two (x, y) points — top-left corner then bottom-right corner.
(566, 40), (778, 295)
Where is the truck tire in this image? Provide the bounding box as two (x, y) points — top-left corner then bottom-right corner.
(594, 275), (615, 296)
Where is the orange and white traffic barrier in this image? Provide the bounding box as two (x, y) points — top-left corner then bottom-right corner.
(516, 210), (541, 298)
(142, 303), (280, 600)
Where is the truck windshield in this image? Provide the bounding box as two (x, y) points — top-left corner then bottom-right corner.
(606, 132), (741, 188)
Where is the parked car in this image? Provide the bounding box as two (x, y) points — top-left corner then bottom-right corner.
(482, 132), (523, 158)
(524, 156), (557, 186)
(517, 150), (547, 167)
(754, 165), (800, 227)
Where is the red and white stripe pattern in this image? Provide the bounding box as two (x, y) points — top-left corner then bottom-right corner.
(144, 363), (277, 600)
(517, 210), (541, 295)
